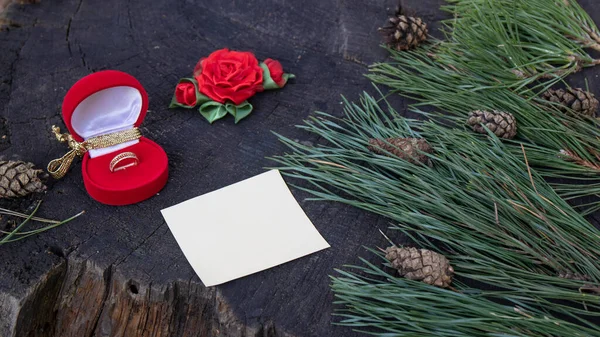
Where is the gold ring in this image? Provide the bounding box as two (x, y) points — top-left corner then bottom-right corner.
(109, 152), (139, 172)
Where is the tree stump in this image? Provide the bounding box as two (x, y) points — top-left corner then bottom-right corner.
(1, 0), (600, 337)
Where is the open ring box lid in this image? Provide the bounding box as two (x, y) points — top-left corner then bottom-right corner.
(62, 70), (168, 205)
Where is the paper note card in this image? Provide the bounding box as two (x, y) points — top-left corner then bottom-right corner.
(161, 169), (330, 286)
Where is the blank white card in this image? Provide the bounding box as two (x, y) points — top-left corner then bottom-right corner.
(161, 170), (330, 286)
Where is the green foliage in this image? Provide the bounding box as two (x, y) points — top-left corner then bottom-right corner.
(0, 202), (84, 245)
(271, 94), (600, 336)
(369, 0), (600, 210)
(440, 0), (600, 88)
(370, 46), (600, 209)
(271, 1), (600, 334)
(333, 257), (600, 337)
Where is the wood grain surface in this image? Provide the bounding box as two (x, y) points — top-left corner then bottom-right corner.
(1, 0), (599, 336)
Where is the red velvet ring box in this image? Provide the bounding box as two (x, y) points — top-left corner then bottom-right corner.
(61, 70), (168, 205)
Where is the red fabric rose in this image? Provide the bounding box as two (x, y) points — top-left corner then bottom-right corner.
(264, 58), (286, 87)
(194, 49), (264, 105)
(175, 82), (197, 106)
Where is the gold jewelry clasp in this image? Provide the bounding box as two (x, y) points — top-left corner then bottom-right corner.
(47, 126), (141, 179)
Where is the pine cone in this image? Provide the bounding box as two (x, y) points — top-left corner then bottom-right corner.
(385, 246), (454, 288)
(368, 137), (433, 166)
(0, 161), (47, 198)
(379, 15), (428, 51)
(467, 110), (517, 139)
(541, 88), (599, 117)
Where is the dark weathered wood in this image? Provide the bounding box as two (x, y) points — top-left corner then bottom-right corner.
(1, 0), (600, 336)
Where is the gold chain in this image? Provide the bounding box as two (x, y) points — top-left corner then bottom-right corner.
(47, 126), (141, 179)
(84, 128), (141, 150)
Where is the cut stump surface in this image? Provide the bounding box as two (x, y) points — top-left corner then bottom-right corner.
(1, 0), (600, 337)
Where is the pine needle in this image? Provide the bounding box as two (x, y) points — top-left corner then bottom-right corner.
(369, 0), (600, 207)
(272, 93), (600, 336)
(0, 202), (84, 245)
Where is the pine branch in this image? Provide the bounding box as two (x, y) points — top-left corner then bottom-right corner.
(369, 0), (600, 201)
(271, 93), (600, 335)
(0, 201), (84, 245)
(331, 254), (600, 337)
(442, 0), (600, 76)
(369, 44), (600, 202)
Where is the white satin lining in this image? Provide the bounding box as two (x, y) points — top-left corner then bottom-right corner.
(71, 86), (142, 158)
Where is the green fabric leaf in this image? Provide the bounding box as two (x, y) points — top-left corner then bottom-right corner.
(259, 63), (295, 90)
(199, 101), (228, 124)
(225, 101), (253, 124)
(282, 73), (295, 84)
(196, 91), (211, 105)
(259, 63), (280, 90)
(169, 78), (210, 109)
